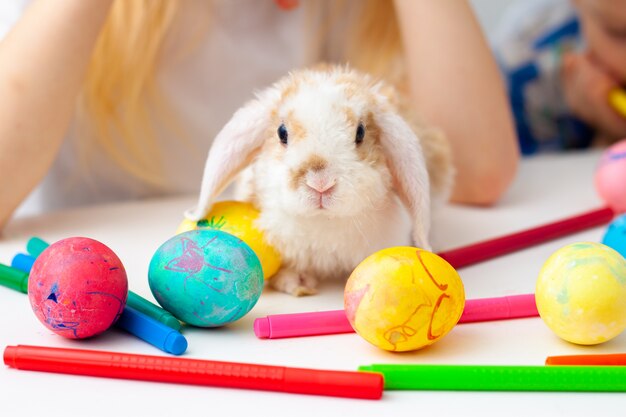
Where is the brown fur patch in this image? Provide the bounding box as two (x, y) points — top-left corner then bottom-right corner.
(343, 107), (357, 126)
(261, 110), (287, 160)
(336, 73), (357, 86)
(286, 111), (307, 143)
(355, 113), (385, 167)
(289, 154), (328, 190)
(278, 71), (316, 105)
(280, 80), (299, 102)
(262, 111), (308, 159)
(344, 84), (358, 99)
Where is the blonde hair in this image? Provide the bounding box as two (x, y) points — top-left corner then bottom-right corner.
(343, 0), (403, 81)
(81, 1), (182, 186)
(81, 0), (401, 184)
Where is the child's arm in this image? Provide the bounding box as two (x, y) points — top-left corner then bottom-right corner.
(394, 0), (519, 205)
(0, 0), (114, 230)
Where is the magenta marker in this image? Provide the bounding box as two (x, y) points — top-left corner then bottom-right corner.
(254, 293), (538, 339)
(459, 294), (537, 323)
(254, 310), (353, 339)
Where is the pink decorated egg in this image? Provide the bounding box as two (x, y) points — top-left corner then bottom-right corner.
(596, 139), (626, 213)
(28, 237), (128, 339)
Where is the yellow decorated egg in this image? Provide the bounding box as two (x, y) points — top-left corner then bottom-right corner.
(177, 201), (281, 280)
(536, 242), (626, 345)
(344, 247), (465, 352)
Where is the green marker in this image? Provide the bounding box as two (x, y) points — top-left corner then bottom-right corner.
(0, 264), (29, 294)
(127, 291), (182, 331)
(358, 364), (626, 392)
(26, 237), (49, 258)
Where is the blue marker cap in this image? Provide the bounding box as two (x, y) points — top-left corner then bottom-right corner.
(603, 214), (626, 258)
(11, 253), (36, 273)
(116, 306), (187, 355)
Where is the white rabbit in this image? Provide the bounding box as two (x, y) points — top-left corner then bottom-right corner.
(186, 66), (454, 296)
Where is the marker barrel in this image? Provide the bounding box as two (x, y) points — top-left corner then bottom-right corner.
(0, 264), (29, 294)
(459, 294), (537, 323)
(116, 306), (187, 355)
(358, 364), (626, 391)
(126, 292), (182, 331)
(437, 206), (614, 268)
(254, 310), (353, 339)
(4, 345), (383, 400)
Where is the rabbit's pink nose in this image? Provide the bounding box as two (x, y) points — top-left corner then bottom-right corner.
(305, 178), (336, 194)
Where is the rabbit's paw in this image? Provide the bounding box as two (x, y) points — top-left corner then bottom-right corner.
(270, 267), (318, 297)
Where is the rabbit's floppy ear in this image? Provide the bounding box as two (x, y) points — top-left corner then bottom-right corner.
(185, 91), (276, 220)
(372, 94), (431, 250)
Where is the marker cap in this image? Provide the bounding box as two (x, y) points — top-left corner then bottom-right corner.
(26, 237), (49, 258)
(11, 254), (35, 273)
(0, 264), (29, 294)
(254, 318), (270, 338)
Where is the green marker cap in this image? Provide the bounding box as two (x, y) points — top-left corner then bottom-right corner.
(0, 263), (29, 294)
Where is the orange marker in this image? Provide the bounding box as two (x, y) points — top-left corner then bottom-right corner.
(546, 353), (626, 366)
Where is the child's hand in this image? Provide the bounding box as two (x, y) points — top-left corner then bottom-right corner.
(561, 52), (626, 139)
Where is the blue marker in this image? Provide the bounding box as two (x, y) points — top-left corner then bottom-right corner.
(117, 306), (188, 355)
(11, 253), (35, 273)
(603, 214), (626, 258)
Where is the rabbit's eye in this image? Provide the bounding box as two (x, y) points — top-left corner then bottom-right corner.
(355, 122), (365, 145)
(278, 124), (288, 145)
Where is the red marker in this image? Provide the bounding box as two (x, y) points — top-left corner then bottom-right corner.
(3, 345), (383, 400)
(437, 206), (614, 268)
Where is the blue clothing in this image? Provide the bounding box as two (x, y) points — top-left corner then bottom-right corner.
(493, 0), (594, 155)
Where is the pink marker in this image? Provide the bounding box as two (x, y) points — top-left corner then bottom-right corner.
(254, 294), (538, 339)
(459, 293), (537, 323)
(254, 310), (352, 339)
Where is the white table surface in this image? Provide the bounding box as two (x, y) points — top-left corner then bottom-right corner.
(2, 149), (625, 416)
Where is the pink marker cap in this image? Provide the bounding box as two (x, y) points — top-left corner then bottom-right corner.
(254, 318), (271, 339)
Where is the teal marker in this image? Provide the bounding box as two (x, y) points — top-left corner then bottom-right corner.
(127, 291), (182, 331)
(26, 236), (49, 258)
(21, 239), (182, 331)
(358, 364), (626, 392)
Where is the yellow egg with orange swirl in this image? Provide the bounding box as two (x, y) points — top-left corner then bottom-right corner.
(344, 247), (465, 352)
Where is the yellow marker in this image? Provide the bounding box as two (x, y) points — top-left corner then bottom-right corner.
(609, 88), (626, 118)
(177, 201), (281, 280)
(536, 242), (626, 345)
(344, 247), (465, 352)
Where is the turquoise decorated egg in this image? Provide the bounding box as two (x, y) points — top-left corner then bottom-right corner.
(148, 230), (264, 327)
